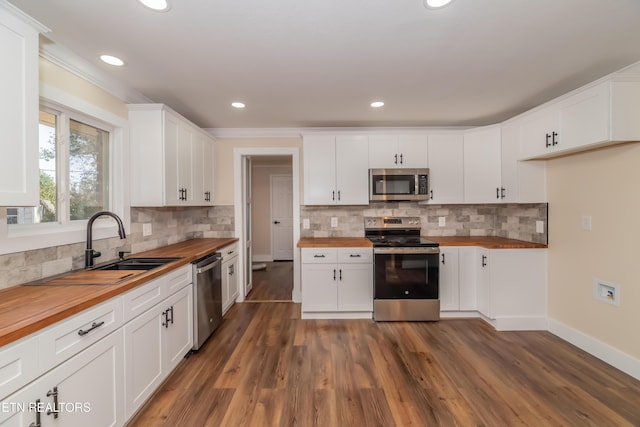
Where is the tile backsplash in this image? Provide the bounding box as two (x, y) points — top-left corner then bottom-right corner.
(300, 202), (548, 244)
(0, 206), (234, 289)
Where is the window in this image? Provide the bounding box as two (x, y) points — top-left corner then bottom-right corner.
(7, 106), (111, 225)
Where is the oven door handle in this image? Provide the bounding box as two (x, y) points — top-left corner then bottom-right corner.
(374, 247), (440, 255)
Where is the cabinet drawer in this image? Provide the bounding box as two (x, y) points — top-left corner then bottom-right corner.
(220, 243), (239, 261)
(123, 277), (165, 323)
(0, 336), (39, 400)
(39, 297), (123, 371)
(301, 248), (338, 264)
(163, 265), (192, 296)
(337, 248), (372, 264)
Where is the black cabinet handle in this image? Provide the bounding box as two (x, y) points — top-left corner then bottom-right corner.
(399, 153), (403, 164)
(46, 386), (59, 419)
(501, 187), (506, 199)
(496, 187), (500, 199)
(349, 254), (361, 258)
(332, 191), (335, 201)
(78, 321), (105, 336)
(30, 399), (42, 427)
(169, 306), (174, 325)
(482, 255), (487, 267)
(337, 190), (341, 201)
(333, 269), (336, 281)
(545, 133), (551, 148)
(162, 310), (169, 328)
(394, 154), (398, 164)
(430, 190), (433, 200)
(552, 131), (558, 146)
(339, 269), (342, 281)
(313, 254), (325, 258)
(441, 253), (445, 265)
(274, 220), (281, 224)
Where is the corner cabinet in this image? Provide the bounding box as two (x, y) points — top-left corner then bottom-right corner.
(519, 78), (640, 160)
(303, 135), (369, 205)
(0, 5), (47, 206)
(128, 104), (215, 207)
(301, 247), (373, 319)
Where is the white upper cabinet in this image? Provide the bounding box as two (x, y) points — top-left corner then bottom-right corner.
(501, 120), (546, 203)
(0, 6), (46, 206)
(427, 134), (464, 204)
(368, 135), (428, 168)
(463, 127), (502, 203)
(128, 104), (215, 207)
(519, 78), (640, 160)
(303, 135), (369, 205)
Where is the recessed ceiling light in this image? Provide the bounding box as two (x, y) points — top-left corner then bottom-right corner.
(371, 101), (385, 108)
(231, 102), (246, 109)
(100, 55), (124, 66)
(139, 0), (170, 11)
(424, 0), (454, 9)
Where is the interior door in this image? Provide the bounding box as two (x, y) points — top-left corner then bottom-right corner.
(244, 157), (253, 295)
(271, 175), (293, 261)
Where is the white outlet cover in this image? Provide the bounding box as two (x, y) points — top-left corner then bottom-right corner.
(303, 218), (310, 229)
(536, 221), (544, 233)
(593, 279), (620, 306)
(143, 223), (152, 236)
(581, 215), (592, 231)
(331, 217), (338, 227)
(438, 217), (446, 227)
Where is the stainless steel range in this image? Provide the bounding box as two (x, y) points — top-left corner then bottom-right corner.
(364, 216), (440, 321)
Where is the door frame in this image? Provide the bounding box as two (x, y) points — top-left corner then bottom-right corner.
(270, 174), (293, 261)
(233, 147), (301, 303)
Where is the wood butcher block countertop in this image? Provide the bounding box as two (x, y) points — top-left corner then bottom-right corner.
(297, 237), (373, 248)
(0, 238), (237, 348)
(428, 236), (547, 249)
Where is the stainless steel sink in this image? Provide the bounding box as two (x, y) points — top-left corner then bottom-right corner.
(92, 257), (181, 271)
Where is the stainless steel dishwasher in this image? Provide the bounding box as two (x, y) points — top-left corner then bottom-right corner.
(192, 253), (222, 350)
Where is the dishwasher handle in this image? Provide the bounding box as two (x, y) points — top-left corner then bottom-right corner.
(194, 254), (222, 274)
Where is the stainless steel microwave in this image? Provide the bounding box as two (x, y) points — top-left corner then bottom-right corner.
(369, 168), (429, 201)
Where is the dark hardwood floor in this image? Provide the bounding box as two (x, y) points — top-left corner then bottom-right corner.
(128, 297), (640, 426)
(246, 261), (293, 302)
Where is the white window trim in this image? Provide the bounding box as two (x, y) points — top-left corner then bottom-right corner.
(0, 83), (130, 255)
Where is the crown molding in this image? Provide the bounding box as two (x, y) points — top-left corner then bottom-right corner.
(39, 38), (152, 105)
(0, 0), (50, 32)
(206, 126), (472, 139)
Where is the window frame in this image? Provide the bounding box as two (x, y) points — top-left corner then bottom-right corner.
(0, 84), (130, 255)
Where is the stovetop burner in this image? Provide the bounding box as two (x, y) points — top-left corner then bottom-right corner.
(364, 216), (439, 248)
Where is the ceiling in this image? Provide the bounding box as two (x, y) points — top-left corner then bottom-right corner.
(8, 0), (640, 130)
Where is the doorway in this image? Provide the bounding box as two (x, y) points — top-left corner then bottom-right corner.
(233, 148), (301, 304)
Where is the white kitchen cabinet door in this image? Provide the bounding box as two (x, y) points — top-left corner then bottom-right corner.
(463, 127), (502, 203)
(476, 248), (492, 319)
(163, 111), (182, 205)
(0, 373), (43, 427)
(227, 256), (240, 304)
(201, 135), (215, 204)
(123, 302), (164, 419)
(501, 121), (546, 203)
(519, 104), (559, 160)
(301, 264), (338, 312)
(397, 135), (428, 168)
(222, 254), (239, 315)
(368, 135), (427, 168)
(335, 135), (369, 205)
(163, 285), (193, 373)
(0, 8), (41, 206)
(337, 263), (373, 312)
(457, 247), (477, 311)
(427, 134), (464, 204)
(303, 135), (337, 205)
(438, 247), (459, 311)
(558, 81), (610, 152)
(0, 336), (39, 402)
(368, 135), (399, 168)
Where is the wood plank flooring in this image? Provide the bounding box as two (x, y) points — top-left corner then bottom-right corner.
(128, 301), (640, 426)
(246, 262), (293, 302)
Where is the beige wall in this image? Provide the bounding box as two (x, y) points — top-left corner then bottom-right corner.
(39, 58), (128, 119)
(251, 164), (293, 257)
(213, 137), (302, 205)
(547, 142), (640, 359)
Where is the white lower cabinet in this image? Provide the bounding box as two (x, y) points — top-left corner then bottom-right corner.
(0, 329), (125, 427)
(123, 284), (192, 420)
(301, 247), (373, 318)
(220, 242), (240, 315)
(438, 247), (460, 311)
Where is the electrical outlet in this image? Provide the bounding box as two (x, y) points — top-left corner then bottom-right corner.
(331, 217), (338, 228)
(143, 223), (152, 236)
(581, 215), (592, 231)
(536, 221), (544, 233)
(594, 279), (620, 306)
(303, 218), (310, 229)
(438, 217), (446, 227)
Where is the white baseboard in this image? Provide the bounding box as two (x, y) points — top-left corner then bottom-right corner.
(548, 317), (640, 381)
(494, 315), (548, 331)
(440, 311), (481, 319)
(301, 311), (373, 320)
(252, 255), (273, 262)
